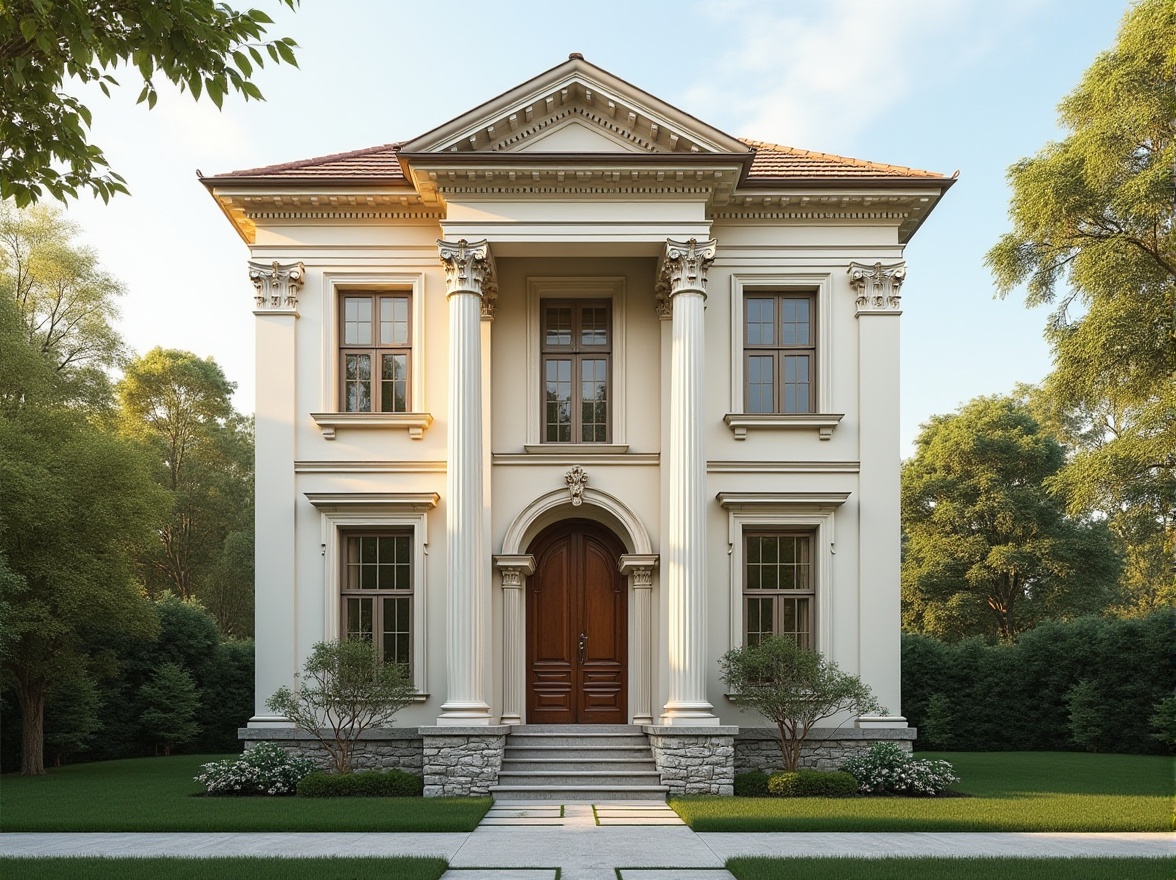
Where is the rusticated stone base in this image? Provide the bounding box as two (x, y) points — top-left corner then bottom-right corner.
(239, 727), (423, 773)
(419, 726), (509, 797)
(642, 725), (738, 795)
(734, 726), (916, 773)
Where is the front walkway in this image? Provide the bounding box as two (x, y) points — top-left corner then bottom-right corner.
(2, 801), (1170, 880)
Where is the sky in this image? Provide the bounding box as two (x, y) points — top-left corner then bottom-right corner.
(59, 0), (1131, 456)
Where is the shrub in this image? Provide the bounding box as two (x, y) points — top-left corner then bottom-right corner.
(734, 771), (770, 797)
(767, 769), (858, 797)
(840, 742), (959, 796)
(297, 768), (423, 798)
(194, 742), (316, 795)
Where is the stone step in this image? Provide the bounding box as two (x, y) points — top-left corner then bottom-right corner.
(509, 724), (643, 733)
(487, 784), (669, 801)
(503, 745), (653, 760)
(500, 757), (658, 772)
(504, 733), (648, 749)
(497, 769), (664, 786)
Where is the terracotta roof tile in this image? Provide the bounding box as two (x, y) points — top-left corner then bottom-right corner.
(204, 138), (947, 185)
(741, 139), (947, 181)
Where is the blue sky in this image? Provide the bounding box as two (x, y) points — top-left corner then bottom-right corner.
(61, 0), (1130, 455)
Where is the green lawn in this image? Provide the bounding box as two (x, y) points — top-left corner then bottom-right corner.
(0, 754), (491, 832)
(726, 858), (1173, 880)
(672, 751), (1171, 832)
(0, 858), (448, 880)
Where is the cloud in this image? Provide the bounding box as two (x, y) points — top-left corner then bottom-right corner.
(684, 0), (1037, 150)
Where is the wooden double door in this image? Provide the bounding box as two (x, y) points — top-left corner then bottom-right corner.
(526, 521), (627, 724)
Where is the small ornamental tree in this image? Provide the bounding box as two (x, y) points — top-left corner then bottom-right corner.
(266, 639), (415, 775)
(720, 637), (882, 772)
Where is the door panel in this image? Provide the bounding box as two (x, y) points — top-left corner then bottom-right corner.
(526, 522), (627, 724)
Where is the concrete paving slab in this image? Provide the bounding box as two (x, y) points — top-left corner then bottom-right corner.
(698, 831), (1175, 859)
(440, 871), (557, 880)
(597, 818), (686, 826)
(0, 832), (468, 859)
(620, 871), (736, 880)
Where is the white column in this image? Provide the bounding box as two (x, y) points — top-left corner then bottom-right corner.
(620, 554), (658, 725)
(494, 555), (534, 725)
(437, 239), (496, 725)
(246, 260), (304, 725)
(659, 238), (719, 726)
(849, 262), (908, 729)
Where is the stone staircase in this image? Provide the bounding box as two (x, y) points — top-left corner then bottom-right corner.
(489, 724), (668, 801)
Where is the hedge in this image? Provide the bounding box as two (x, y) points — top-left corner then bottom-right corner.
(297, 768), (423, 798)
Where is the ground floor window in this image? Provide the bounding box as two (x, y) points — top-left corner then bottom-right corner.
(743, 531), (814, 648)
(341, 532), (413, 669)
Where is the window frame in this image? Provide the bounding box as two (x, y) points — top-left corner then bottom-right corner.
(307, 492), (436, 698)
(539, 298), (613, 444)
(339, 530), (415, 670)
(338, 292), (414, 415)
(741, 530), (815, 649)
(525, 277), (627, 449)
(743, 292), (817, 415)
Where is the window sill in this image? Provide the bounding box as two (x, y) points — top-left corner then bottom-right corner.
(523, 443), (630, 455)
(724, 413), (844, 441)
(310, 412), (434, 440)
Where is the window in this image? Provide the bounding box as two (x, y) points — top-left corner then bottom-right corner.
(743, 531), (814, 648)
(340, 532), (413, 669)
(339, 293), (411, 413)
(541, 299), (611, 443)
(744, 293), (815, 414)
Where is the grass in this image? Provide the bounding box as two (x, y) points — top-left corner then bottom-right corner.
(0, 858), (448, 880)
(725, 857), (1173, 880)
(672, 751), (1171, 832)
(0, 754), (491, 832)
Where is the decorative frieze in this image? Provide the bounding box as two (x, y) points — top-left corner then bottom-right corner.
(248, 260), (305, 311)
(564, 465), (589, 506)
(848, 261), (906, 314)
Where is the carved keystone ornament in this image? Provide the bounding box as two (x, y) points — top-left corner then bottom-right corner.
(565, 465), (588, 506)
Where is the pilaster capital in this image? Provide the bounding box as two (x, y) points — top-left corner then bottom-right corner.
(657, 238), (717, 309)
(494, 554), (536, 586)
(848, 261), (906, 314)
(619, 554), (659, 588)
(249, 260), (305, 312)
(438, 238), (496, 298)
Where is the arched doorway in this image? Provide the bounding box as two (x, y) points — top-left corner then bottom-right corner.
(526, 519), (627, 724)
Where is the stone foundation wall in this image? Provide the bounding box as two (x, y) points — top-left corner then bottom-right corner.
(642, 725), (738, 795)
(419, 726), (509, 797)
(240, 727), (423, 773)
(734, 727), (915, 773)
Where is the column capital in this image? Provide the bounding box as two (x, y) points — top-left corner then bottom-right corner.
(656, 238), (717, 312)
(618, 554), (658, 587)
(249, 260), (305, 312)
(848, 261), (906, 315)
(438, 238), (497, 298)
(494, 554), (536, 585)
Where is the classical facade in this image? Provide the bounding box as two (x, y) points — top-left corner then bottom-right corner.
(203, 56), (953, 795)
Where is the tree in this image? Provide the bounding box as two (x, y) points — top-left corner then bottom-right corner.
(719, 637), (882, 772)
(986, 0), (1176, 615)
(902, 396), (1121, 641)
(0, 0), (300, 205)
(43, 673), (103, 767)
(1, 202), (123, 406)
(267, 639), (416, 775)
(118, 349), (254, 631)
(139, 661), (200, 756)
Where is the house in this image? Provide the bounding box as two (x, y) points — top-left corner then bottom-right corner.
(201, 55), (953, 796)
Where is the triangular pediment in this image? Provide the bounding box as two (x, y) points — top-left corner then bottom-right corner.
(399, 56), (751, 158)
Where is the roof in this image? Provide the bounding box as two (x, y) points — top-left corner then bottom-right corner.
(201, 139), (950, 187)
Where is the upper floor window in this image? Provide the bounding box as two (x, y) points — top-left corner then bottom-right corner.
(541, 299), (611, 443)
(744, 293), (815, 414)
(339, 293), (411, 413)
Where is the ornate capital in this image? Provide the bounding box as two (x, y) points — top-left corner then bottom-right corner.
(564, 465), (588, 507)
(618, 554), (659, 588)
(657, 238), (717, 303)
(848, 261), (906, 314)
(248, 260), (305, 311)
(438, 238), (496, 298)
(480, 281), (499, 321)
(493, 554), (535, 588)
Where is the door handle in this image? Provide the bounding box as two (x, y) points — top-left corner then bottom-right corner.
(578, 632), (587, 662)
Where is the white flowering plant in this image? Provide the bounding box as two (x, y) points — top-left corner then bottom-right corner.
(194, 742), (317, 796)
(839, 742), (959, 796)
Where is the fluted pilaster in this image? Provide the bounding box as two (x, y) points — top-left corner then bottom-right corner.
(659, 238), (719, 726)
(620, 554), (658, 725)
(437, 239), (496, 724)
(494, 555), (534, 725)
